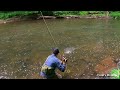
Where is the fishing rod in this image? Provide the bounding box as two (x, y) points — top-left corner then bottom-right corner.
(40, 11), (72, 63)
(40, 11), (57, 47)
(40, 11), (65, 59)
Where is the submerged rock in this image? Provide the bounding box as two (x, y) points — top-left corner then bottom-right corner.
(94, 56), (117, 76)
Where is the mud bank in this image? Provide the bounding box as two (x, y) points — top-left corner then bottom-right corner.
(0, 15), (112, 24)
(0, 17), (22, 24)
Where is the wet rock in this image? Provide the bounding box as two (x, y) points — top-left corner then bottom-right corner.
(94, 56), (117, 75)
(114, 58), (120, 63)
(0, 76), (4, 79)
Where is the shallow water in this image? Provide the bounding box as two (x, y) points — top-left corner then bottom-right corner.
(0, 18), (120, 79)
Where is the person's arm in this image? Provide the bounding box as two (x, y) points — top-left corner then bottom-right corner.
(56, 57), (67, 72)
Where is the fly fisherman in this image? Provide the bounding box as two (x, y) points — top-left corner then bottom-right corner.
(40, 48), (67, 79)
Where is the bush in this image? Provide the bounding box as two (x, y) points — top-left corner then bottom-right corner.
(0, 11), (39, 19)
(110, 11), (120, 19)
(79, 11), (88, 16)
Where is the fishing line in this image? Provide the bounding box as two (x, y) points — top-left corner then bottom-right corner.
(40, 11), (75, 61)
(40, 11), (57, 47)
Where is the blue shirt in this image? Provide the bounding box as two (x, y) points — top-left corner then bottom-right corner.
(40, 54), (66, 78)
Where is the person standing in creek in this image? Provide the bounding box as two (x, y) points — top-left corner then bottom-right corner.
(40, 48), (67, 79)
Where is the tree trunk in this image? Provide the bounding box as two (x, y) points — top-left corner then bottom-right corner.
(105, 11), (109, 18)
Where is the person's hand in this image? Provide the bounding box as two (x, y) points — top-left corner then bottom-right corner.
(62, 56), (67, 63)
(61, 55), (68, 64)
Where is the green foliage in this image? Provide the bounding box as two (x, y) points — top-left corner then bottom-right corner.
(1, 11), (120, 19)
(79, 11), (88, 16)
(53, 11), (80, 16)
(110, 69), (120, 79)
(0, 11), (38, 19)
(110, 11), (120, 19)
(40, 11), (54, 16)
(53, 11), (67, 16)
